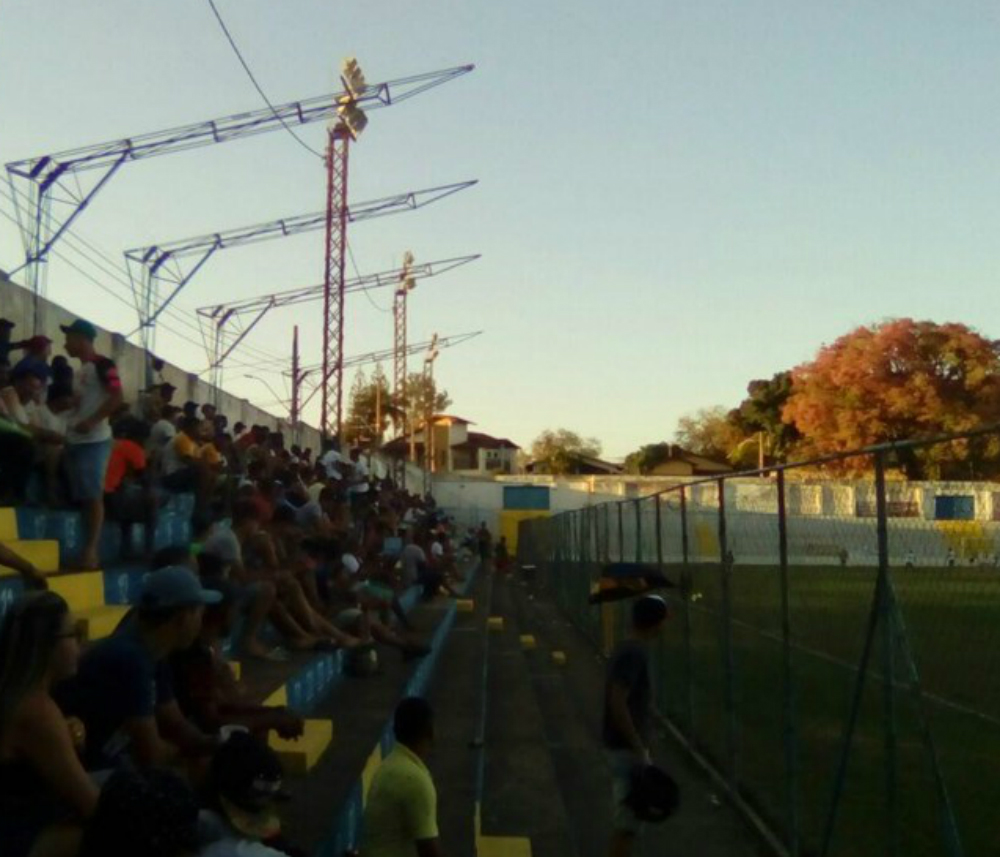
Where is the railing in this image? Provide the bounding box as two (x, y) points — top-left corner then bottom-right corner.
(517, 428), (1000, 857)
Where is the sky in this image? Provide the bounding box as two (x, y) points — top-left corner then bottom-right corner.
(2, 0), (1000, 459)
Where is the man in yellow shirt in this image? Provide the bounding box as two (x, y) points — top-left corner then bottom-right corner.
(361, 697), (443, 857)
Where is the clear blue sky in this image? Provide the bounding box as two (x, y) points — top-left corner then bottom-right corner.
(2, 0), (999, 458)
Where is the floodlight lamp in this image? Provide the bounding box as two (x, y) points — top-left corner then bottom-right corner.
(341, 57), (367, 98)
(404, 276), (416, 291)
(402, 250), (415, 269)
(336, 100), (368, 139)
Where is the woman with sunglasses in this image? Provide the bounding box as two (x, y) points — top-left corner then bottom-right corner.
(0, 591), (99, 856)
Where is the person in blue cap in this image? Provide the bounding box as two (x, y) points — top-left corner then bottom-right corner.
(56, 566), (221, 771)
(61, 318), (123, 570)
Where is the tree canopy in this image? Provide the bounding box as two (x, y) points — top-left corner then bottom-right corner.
(529, 429), (603, 475)
(782, 319), (1000, 477)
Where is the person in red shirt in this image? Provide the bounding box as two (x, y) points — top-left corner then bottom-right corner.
(104, 418), (158, 560)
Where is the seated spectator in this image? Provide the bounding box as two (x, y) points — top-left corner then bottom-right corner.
(78, 768), (200, 857)
(361, 697), (442, 857)
(57, 566), (221, 770)
(105, 418), (158, 560)
(202, 402), (218, 424)
(149, 404), (180, 463)
(11, 334), (53, 382)
(323, 550), (430, 662)
(1, 363), (64, 448)
(0, 591), (99, 857)
(170, 578), (303, 739)
(201, 731), (297, 857)
(31, 382), (74, 506)
(0, 415), (34, 504)
(202, 501), (313, 658)
(182, 400), (199, 420)
(162, 415), (217, 522)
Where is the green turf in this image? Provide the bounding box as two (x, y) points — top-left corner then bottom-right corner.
(548, 560), (1000, 857)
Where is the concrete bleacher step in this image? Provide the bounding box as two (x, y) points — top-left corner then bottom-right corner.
(0, 508), (17, 541)
(269, 718), (334, 775)
(48, 570), (129, 642)
(0, 539), (60, 574)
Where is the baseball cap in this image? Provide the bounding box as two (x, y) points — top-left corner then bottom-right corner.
(59, 318), (97, 340)
(211, 731), (289, 840)
(138, 565), (222, 611)
(23, 335), (51, 351)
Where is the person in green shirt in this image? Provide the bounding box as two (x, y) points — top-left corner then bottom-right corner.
(361, 697), (443, 857)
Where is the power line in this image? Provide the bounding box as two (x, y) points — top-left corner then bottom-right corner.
(347, 241), (392, 314)
(204, 0), (325, 161)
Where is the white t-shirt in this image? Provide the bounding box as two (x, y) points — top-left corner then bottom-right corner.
(31, 403), (67, 436)
(342, 553), (361, 576)
(149, 418), (176, 451)
(0, 387), (34, 428)
(319, 449), (344, 478)
(67, 356), (119, 445)
(431, 541), (445, 559)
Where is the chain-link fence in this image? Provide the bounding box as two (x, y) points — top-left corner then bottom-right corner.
(518, 430), (1000, 857)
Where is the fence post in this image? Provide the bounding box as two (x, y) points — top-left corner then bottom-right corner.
(718, 478), (738, 789)
(635, 500), (643, 563)
(680, 486), (694, 735)
(604, 504), (611, 564)
(617, 503), (625, 562)
(655, 495), (664, 570)
(874, 452), (898, 857)
(777, 470), (800, 857)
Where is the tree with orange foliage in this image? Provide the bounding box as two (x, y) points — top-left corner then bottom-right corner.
(782, 319), (1000, 478)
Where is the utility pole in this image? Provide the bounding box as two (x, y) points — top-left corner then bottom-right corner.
(290, 325), (301, 426)
(394, 251), (416, 488)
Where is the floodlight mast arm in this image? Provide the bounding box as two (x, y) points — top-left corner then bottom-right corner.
(3, 65), (475, 269)
(297, 331), (482, 414)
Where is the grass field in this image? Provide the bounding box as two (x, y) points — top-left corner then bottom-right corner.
(547, 560), (1000, 857)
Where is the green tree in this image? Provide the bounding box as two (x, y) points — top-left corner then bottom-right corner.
(529, 429), (603, 475)
(401, 371), (452, 437)
(344, 367), (394, 446)
(674, 406), (748, 463)
(624, 442), (673, 475)
(729, 371), (801, 462)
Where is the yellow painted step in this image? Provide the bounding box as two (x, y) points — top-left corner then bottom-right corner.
(0, 540), (60, 574)
(487, 617), (504, 632)
(228, 661), (242, 681)
(0, 509), (17, 541)
(50, 572), (105, 612)
(77, 605), (130, 642)
(270, 718), (333, 775)
(519, 634), (537, 650)
(263, 685), (288, 707)
(456, 599), (475, 613)
(551, 651), (567, 667)
(477, 836), (533, 857)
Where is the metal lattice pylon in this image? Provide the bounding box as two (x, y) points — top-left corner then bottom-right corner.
(321, 127), (350, 438)
(393, 286), (408, 486)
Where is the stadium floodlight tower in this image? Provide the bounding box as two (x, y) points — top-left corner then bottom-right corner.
(394, 251), (417, 486)
(321, 57), (368, 440)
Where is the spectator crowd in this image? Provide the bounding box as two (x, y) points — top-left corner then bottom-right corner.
(0, 316), (489, 857)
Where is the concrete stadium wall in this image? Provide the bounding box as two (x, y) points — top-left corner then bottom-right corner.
(1, 271), (322, 450)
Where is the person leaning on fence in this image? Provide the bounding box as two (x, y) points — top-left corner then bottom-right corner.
(603, 594), (669, 857)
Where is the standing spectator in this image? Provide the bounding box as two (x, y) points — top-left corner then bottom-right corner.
(182, 401), (199, 420)
(603, 595), (669, 857)
(149, 404), (180, 466)
(105, 419), (158, 561)
(56, 566), (221, 770)
(62, 318), (123, 570)
(11, 334), (53, 381)
(361, 697), (442, 857)
(162, 415), (216, 523)
(0, 592), (99, 857)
